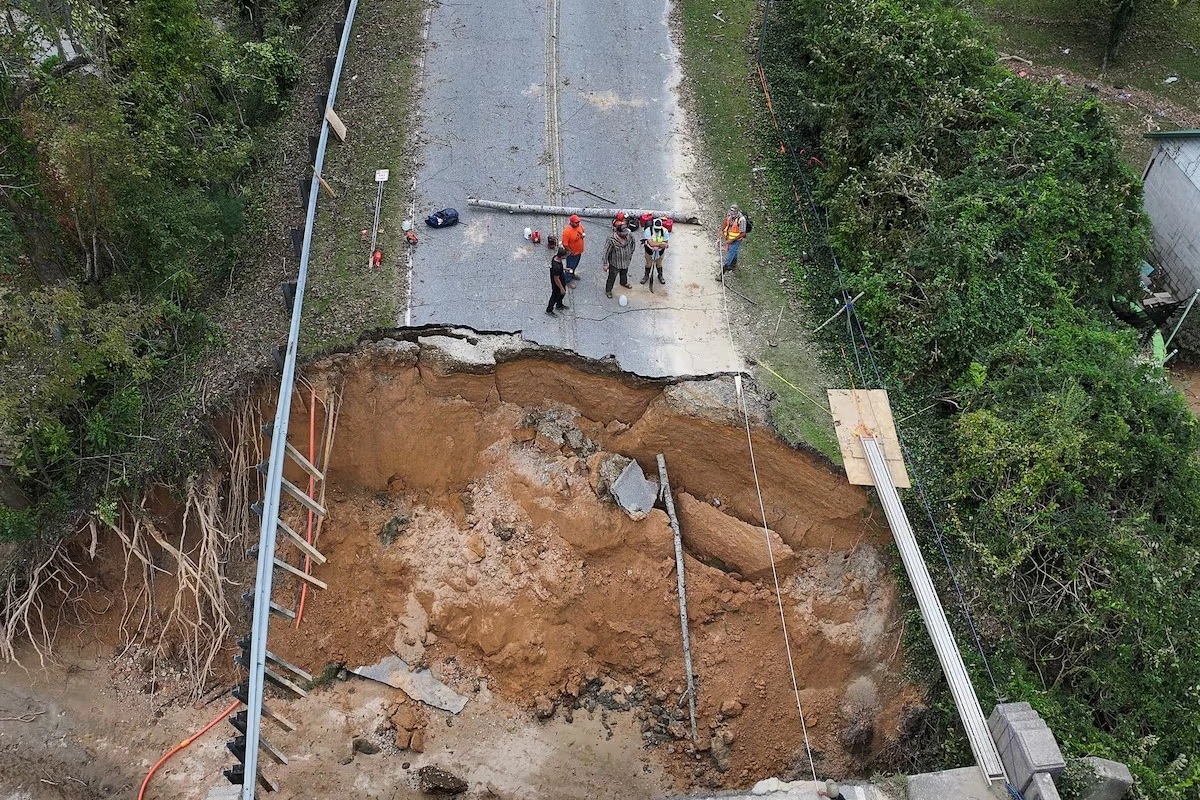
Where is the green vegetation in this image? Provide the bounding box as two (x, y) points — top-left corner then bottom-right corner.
(301, 0), (423, 354)
(0, 0), (307, 539)
(676, 0), (839, 460)
(748, 0), (1200, 795)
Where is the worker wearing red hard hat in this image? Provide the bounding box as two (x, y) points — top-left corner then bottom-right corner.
(560, 215), (586, 278)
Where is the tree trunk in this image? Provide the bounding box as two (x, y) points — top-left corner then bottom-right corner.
(0, 469), (29, 510)
(1105, 0), (1138, 69)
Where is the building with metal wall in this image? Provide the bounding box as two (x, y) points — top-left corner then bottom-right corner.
(1143, 130), (1200, 297)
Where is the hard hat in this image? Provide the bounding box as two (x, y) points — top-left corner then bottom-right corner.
(569, 214), (581, 224)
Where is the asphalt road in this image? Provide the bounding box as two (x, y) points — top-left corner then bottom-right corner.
(406, 0), (740, 377)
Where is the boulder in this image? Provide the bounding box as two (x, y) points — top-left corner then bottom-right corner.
(418, 765), (468, 795)
(675, 492), (795, 579)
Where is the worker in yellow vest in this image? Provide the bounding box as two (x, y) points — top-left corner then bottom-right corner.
(722, 204), (749, 273)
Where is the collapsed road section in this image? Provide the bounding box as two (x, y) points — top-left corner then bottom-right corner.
(251, 327), (923, 793)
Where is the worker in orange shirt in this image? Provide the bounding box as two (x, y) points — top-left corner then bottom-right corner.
(560, 215), (586, 286)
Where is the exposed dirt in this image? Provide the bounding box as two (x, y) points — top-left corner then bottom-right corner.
(1, 332), (921, 798)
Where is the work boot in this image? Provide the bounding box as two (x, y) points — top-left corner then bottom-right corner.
(557, 304), (569, 311)
(605, 291), (612, 298)
(545, 309), (557, 317)
(640, 270), (650, 284)
(620, 282), (632, 288)
(657, 270), (665, 285)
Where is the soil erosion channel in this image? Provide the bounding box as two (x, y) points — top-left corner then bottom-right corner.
(1, 330), (920, 799)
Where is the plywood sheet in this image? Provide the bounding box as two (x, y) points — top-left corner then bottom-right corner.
(827, 389), (911, 488)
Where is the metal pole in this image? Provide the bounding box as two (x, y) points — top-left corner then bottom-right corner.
(812, 291), (865, 333)
(466, 196), (701, 224)
(240, 1), (359, 796)
(656, 454), (698, 742)
(1164, 289), (1200, 349)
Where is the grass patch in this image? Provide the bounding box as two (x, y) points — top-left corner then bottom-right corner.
(969, 0), (1200, 165)
(676, 0), (840, 461)
(301, 0), (424, 355)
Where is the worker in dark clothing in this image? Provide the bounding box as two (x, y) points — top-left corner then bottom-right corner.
(547, 245), (570, 316)
(603, 224), (637, 298)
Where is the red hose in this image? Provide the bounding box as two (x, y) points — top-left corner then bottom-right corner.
(137, 700), (240, 800)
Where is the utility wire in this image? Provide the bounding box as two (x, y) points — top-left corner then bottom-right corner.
(734, 374), (818, 781)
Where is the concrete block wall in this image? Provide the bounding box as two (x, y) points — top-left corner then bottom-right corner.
(989, 703), (1065, 793)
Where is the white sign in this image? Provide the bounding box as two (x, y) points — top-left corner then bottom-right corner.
(375, 169), (390, 183)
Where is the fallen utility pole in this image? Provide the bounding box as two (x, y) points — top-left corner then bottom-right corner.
(657, 454), (699, 742)
(467, 196), (701, 224)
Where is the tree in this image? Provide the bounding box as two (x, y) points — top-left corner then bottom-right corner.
(1103, 0), (1195, 67)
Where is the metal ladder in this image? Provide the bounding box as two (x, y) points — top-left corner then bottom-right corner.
(860, 436), (1008, 785)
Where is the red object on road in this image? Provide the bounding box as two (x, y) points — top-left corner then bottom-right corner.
(531, 230), (542, 244)
(372, 249), (383, 268)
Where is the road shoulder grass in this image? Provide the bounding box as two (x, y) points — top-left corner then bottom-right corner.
(675, 0), (840, 460)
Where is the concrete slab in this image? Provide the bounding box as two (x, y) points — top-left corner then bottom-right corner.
(349, 655), (469, 713)
(1080, 757), (1134, 800)
(1024, 772), (1062, 800)
(1002, 727), (1067, 791)
(988, 702), (1034, 738)
(611, 458), (658, 520)
(906, 767), (1007, 800)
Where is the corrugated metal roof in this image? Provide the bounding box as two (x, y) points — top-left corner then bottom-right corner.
(1145, 129), (1200, 140)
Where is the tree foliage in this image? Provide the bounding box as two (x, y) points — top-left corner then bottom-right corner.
(0, 0), (306, 535)
(763, 0), (1200, 795)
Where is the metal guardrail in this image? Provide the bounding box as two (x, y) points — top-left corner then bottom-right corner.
(238, 1), (359, 796)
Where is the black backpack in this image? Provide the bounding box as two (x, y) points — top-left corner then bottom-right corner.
(743, 214), (753, 234)
(425, 207), (460, 228)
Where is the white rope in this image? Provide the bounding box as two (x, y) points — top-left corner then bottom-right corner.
(734, 374), (818, 781)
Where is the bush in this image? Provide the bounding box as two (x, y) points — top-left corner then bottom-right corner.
(762, 0), (1200, 795)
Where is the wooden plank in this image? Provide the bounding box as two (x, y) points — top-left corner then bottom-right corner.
(281, 476), (326, 517)
(264, 665), (309, 698)
(827, 389), (911, 488)
(268, 601), (296, 621)
(284, 440), (325, 482)
(275, 518), (327, 565)
(266, 648), (314, 683)
(261, 702), (297, 733)
(273, 556), (328, 590)
(324, 107), (347, 142)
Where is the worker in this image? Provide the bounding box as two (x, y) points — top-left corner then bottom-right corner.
(641, 218), (669, 286)
(561, 214), (586, 276)
(603, 224), (637, 298)
(546, 245), (570, 317)
(721, 204), (748, 272)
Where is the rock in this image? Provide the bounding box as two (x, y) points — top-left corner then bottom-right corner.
(380, 513), (411, 545)
(667, 723), (688, 740)
(352, 737), (381, 755)
(395, 730), (412, 749)
(534, 696), (556, 719)
(492, 520), (516, 541)
(588, 452), (631, 497)
(610, 459), (659, 520)
(719, 699), (743, 718)
(675, 492), (796, 579)
(409, 729), (426, 753)
(842, 718), (874, 754)
(695, 736), (711, 752)
(465, 534), (487, 562)
(391, 705), (419, 732)
(417, 765), (468, 794)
